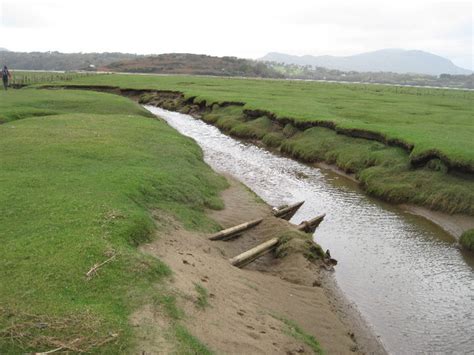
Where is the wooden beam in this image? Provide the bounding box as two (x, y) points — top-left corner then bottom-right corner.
(273, 201), (305, 220)
(229, 238), (279, 268)
(209, 218), (263, 241)
(296, 214), (326, 233)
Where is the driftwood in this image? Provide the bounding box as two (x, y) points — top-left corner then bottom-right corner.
(296, 214), (326, 233)
(85, 254), (116, 279)
(209, 218), (263, 241)
(273, 201), (304, 220)
(229, 238), (279, 268)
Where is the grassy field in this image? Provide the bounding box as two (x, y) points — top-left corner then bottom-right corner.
(49, 74), (474, 173)
(0, 88), (227, 353)
(0, 88), (144, 123)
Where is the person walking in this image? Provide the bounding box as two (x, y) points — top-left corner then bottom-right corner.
(2, 65), (12, 90)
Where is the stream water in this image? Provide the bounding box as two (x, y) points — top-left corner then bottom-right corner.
(146, 106), (474, 354)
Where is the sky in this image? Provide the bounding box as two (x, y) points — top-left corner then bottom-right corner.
(0, 0), (472, 70)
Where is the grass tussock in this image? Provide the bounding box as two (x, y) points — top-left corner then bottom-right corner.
(262, 132), (285, 147)
(275, 230), (325, 262)
(172, 324), (213, 355)
(230, 116), (273, 139)
(460, 230), (474, 251)
(194, 283), (210, 309)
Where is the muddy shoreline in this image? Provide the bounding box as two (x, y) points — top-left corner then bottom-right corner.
(321, 272), (387, 354)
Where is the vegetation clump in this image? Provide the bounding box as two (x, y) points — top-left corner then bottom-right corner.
(275, 230), (325, 262)
(460, 230), (474, 251)
(272, 315), (324, 355)
(194, 283), (210, 309)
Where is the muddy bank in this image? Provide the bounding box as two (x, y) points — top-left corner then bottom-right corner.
(136, 177), (385, 354)
(400, 204), (474, 240)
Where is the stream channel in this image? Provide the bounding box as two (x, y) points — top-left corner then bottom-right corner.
(146, 106), (474, 354)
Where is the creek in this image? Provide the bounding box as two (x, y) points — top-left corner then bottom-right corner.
(146, 106), (474, 354)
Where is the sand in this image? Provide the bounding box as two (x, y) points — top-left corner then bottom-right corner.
(133, 176), (386, 354)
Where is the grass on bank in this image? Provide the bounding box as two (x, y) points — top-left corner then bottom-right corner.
(47, 73), (474, 172)
(460, 230), (474, 251)
(0, 89), (226, 353)
(152, 293), (213, 354)
(200, 104), (474, 215)
(272, 315), (324, 355)
(194, 283), (210, 309)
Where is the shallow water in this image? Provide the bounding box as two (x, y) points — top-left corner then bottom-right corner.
(146, 106), (474, 354)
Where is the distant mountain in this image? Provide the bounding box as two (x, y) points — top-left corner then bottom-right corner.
(260, 49), (472, 76)
(0, 48), (9, 52)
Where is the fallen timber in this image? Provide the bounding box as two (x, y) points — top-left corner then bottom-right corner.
(273, 201), (305, 220)
(296, 214), (326, 233)
(209, 218), (263, 241)
(229, 238), (279, 268)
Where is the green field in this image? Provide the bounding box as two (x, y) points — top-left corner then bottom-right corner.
(29, 73), (472, 215)
(0, 88), (226, 353)
(52, 74), (474, 173)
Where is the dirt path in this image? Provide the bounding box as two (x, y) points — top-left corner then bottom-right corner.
(135, 176), (382, 354)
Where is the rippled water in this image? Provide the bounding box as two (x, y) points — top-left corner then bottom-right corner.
(146, 106), (474, 354)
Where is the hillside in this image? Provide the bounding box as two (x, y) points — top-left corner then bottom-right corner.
(104, 53), (283, 78)
(261, 49), (472, 76)
(0, 51), (140, 71)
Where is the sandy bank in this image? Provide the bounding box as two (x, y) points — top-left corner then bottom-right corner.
(134, 176), (386, 354)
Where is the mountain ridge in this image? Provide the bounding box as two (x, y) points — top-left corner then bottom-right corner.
(260, 49), (472, 76)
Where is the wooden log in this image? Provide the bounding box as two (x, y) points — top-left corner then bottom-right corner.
(229, 238), (279, 268)
(209, 218), (263, 241)
(273, 201), (304, 220)
(296, 214), (326, 233)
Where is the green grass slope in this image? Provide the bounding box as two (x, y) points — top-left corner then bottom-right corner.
(0, 88), (149, 123)
(55, 74), (474, 172)
(0, 89), (226, 353)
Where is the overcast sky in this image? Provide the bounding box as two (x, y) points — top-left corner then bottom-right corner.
(0, 0), (472, 69)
